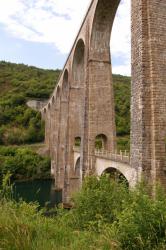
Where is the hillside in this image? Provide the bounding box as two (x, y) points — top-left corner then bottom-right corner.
(0, 61), (130, 149)
(0, 61), (60, 145)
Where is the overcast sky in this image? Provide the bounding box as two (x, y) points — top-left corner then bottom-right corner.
(0, 0), (131, 75)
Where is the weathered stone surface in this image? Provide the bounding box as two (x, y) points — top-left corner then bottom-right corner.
(27, 99), (47, 111)
(41, 0), (166, 202)
(131, 0), (166, 192)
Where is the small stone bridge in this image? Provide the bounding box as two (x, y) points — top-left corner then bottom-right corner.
(50, 146), (138, 200)
(72, 147), (137, 186)
(41, 0), (166, 202)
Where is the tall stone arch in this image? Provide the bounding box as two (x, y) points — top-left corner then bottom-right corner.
(53, 86), (61, 189)
(50, 96), (55, 176)
(47, 102), (51, 152)
(68, 39), (86, 197)
(49, 96), (55, 159)
(42, 0), (166, 201)
(81, 0), (119, 177)
(43, 107), (49, 148)
(56, 70), (70, 191)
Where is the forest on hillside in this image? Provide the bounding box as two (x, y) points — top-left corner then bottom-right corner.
(0, 61), (60, 145)
(0, 61), (130, 148)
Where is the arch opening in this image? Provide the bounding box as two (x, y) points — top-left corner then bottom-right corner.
(95, 134), (107, 150)
(62, 69), (69, 101)
(74, 137), (81, 147)
(75, 157), (81, 177)
(52, 96), (55, 104)
(90, 0), (120, 60)
(72, 39), (85, 86)
(102, 167), (129, 187)
(90, 0), (131, 153)
(54, 87), (61, 110)
(111, 1), (131, 152)
(56, 85), (60, 99)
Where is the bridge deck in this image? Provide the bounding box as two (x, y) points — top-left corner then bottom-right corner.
(73, 146), (130, 164)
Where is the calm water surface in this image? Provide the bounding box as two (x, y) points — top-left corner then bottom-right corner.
(13, 179), (62, 208)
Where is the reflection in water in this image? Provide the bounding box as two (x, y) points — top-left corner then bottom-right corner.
(13, 179), (62, 208)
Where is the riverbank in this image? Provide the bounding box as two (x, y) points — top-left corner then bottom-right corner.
(0, 145), (51, 183)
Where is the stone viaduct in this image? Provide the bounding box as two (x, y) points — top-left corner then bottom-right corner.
(41, 0), (166, 202)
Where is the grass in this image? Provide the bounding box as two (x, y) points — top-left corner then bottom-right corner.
(1, 175), (166, 250)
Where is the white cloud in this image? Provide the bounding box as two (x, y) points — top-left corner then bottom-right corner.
(0, 0), (131, 75)
(0, 0), (90, 53)
(112, 0), (131, 75)
(112, 63), (131, 76)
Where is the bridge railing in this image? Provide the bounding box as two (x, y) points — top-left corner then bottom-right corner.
(94, 149), (130, 164)
(73, 146), (130, 164)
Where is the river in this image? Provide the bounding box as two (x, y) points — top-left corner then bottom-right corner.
(13, 179), (62, 208)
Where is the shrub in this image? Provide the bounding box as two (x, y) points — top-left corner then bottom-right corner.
(0, 126), (5, 144)
(117, 136), (130, 151)
(7, 129), (25, 145)
(110, 184), (166, 250)
(67, 177), (166, 249)
(0, 146), (17, 156)
(22, 109), (36, 127)
(1, 174), (166, 249)
(0, 147), (51, 181)
(9, 94), (26, 106)
(69, 175), (128, 231)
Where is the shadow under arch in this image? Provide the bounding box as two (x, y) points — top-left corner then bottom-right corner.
(57, 68), (69, 180)
(102, 167), (129, 187)
(72, 38), (85, 86)
(52, 95), (55, 104)
(90, 0), (120, 60)
(48, 102), (51, 110)
(62, 69), (69, 101)
(68, 38), (85, 161)
(56, 85), (61, 99)
(90, 0), (130, 153)
(75, 157), (81, 177)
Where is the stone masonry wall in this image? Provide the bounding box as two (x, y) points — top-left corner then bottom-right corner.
(41, 0), (166, 202)
(131, 0), (166, 189)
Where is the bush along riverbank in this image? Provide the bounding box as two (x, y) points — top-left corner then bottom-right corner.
(1, 175), (166, 250)
(0, 146), (51, 183)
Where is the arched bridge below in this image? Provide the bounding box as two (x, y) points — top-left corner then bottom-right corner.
(72, 147), (137, 188)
